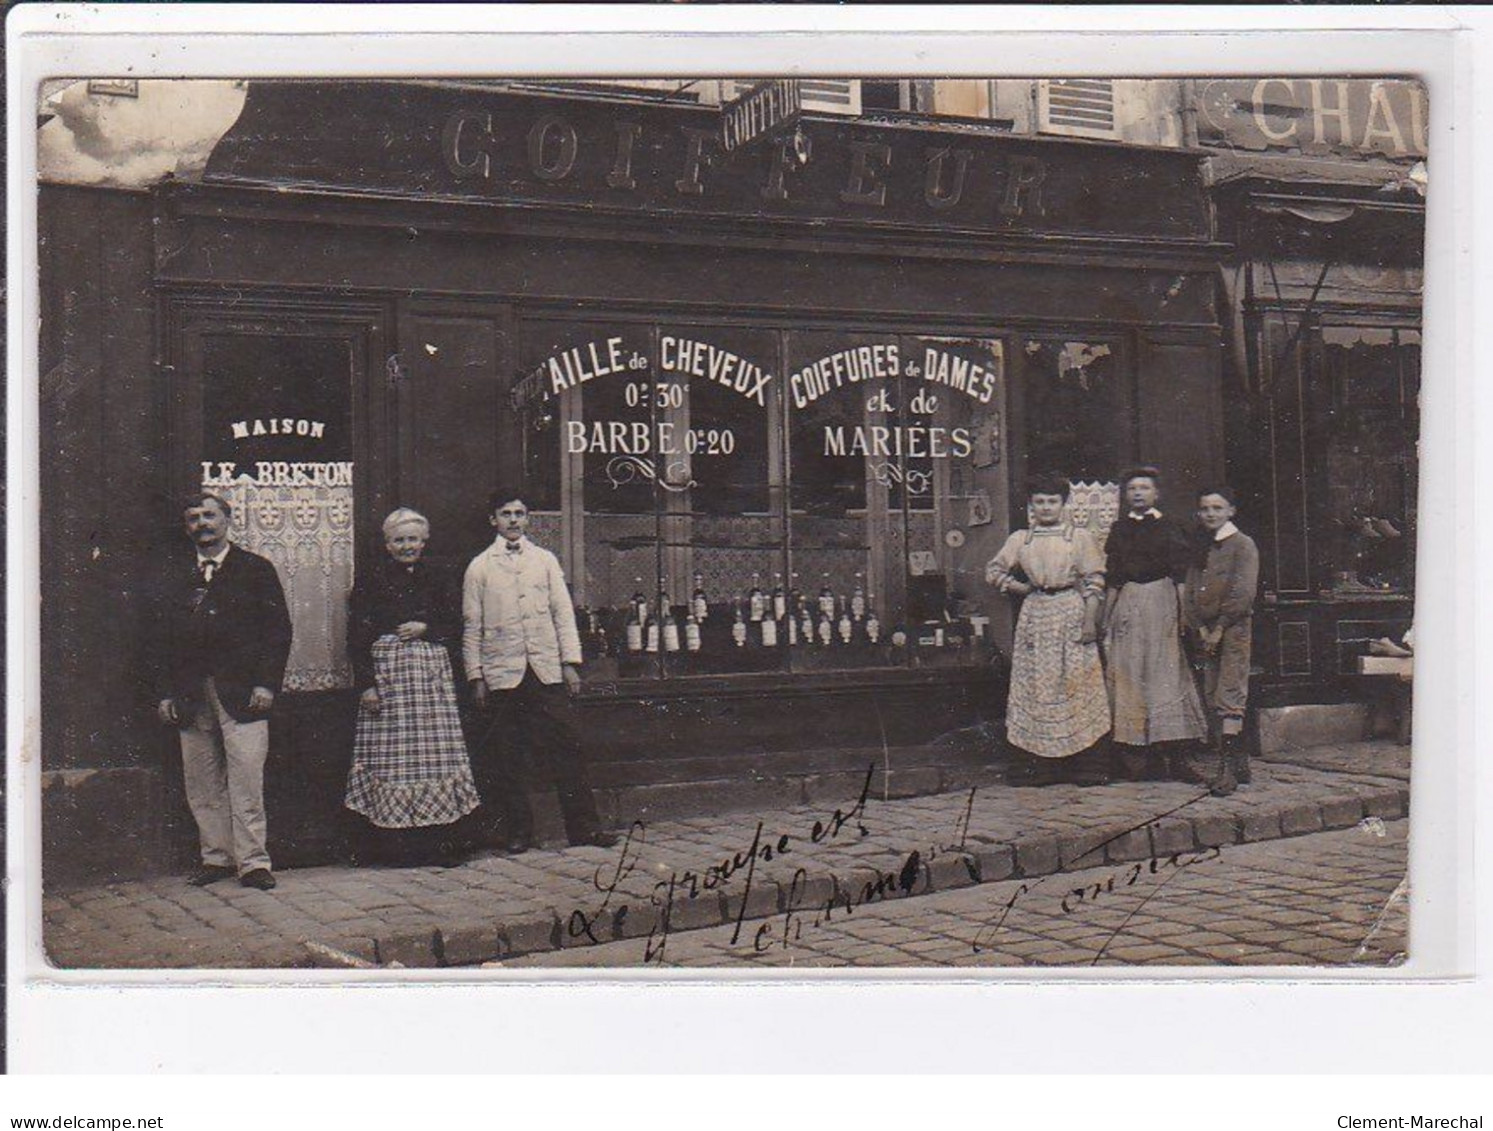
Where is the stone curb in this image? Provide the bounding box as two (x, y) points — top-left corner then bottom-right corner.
(313, 778), (1411, 969)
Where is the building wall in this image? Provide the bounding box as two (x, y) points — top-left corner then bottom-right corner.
(928, 80), (990, 119)
(988, 79), (1186, 146)
(496, 78), (1188, 146)
(39, 186), (186, 882)
(39, 186), (163, 773)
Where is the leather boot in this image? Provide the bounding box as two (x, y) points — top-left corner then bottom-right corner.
(1225, 731), (1251, 785)
(1209, 734), (1238, 797)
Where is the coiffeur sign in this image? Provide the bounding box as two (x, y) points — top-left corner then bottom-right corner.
(204, 82), (1211, 243)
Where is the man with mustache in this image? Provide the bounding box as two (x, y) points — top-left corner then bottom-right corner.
(155, 491), (292, 890)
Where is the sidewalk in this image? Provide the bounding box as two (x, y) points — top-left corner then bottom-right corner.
(41, 740), (1409, 970)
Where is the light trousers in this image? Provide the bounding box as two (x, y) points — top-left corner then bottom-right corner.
(179, 678), (271, 874)
(1201, 618), (1253, 737)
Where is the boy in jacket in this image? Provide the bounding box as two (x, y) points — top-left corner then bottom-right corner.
(1183, 486), (1260, 795)
(463, 487), (617, 854)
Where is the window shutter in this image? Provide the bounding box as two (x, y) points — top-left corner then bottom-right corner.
(799, 79), (860, 115)
(719, 79), (861, 116)
(1037, 79), (1117, 138)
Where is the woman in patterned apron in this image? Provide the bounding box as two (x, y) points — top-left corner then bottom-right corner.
(345, 508), (479, 866)
(986, 475), (1111, 786)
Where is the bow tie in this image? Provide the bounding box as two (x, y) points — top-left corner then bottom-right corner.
(198, 560), (219, 583)
(504, 542), (522, 555)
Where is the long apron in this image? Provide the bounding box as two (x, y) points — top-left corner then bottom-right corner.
(1006, 588), (1111, 758)
(1105, 578), (1209, 747)
(345, 636), (480, 828)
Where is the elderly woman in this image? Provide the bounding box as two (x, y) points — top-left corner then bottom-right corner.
(1101, 467), (1210, 780)
(986, 475), (1111, 785)
(345, 507), (479, 866)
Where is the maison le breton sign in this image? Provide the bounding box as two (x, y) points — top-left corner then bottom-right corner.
(199, 416), (354, 487)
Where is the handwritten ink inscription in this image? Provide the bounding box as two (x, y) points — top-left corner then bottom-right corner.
(557, 767), (876, 964)
(543, 781), (1230, 968)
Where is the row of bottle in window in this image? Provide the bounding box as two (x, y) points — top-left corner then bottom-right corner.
(578, 572), (885, 656)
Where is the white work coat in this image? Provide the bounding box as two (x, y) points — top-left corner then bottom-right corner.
(462, 537), (582, 690)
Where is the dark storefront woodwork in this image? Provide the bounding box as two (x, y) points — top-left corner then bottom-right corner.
(1205, 94), (1423, 702)
(1240, 252), (1421, 701)
(1197, 77), (1424, 704)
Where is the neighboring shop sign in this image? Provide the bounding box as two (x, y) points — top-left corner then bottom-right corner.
(205, 82), (1212, 242)
(720, 78), (802, 153)
(1197, 78), (1427, 159)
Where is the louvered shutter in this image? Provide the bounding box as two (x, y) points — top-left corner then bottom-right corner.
(1037, 79), (1118, 138)
(719, 79), (861, 116)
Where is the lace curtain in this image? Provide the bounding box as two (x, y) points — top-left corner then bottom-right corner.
(213, 474), (356, 692)
(1028, 480), (1120, 542)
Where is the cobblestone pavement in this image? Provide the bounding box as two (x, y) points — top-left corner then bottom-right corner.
(496, 820), (1410, 969)
(1261, 739), (1410, 781)
(41, 741), (1409, 970)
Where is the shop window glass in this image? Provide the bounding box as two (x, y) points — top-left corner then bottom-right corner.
(787, 345), (871, 520)
(515, 318), (789, 679)
(518, 389), (562, 515)
(1020, 338), (1122, 484)
(784, 332), (886, 666)
(661, 327), (773, 517)
(515, 318), (1009, 682)
(781, 332), (1006, 670)
(659, 325), (785, 676)
(514, 320), (656, 617)
(1316, 325), (1419, 594)
(198, 333), (355, 692)
(900, 336), (1007, 633)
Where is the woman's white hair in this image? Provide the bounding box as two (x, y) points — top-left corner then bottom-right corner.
(382, 507), (431, 539)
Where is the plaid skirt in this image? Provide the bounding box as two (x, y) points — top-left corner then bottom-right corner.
(1006, 589), (1111, 758)
(345, 636), (480, 829)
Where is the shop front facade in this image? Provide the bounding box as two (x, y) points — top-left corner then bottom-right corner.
(1197, 79), (1425, 710)
(40, 80), (1225, 878)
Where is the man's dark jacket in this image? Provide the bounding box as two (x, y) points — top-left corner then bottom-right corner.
(155, 544), (293, 723)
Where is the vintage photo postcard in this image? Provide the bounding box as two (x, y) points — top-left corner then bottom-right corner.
(34, 73), (1425, 974)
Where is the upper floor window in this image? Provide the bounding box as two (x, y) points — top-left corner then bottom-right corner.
(861, 81), (908, 112)
(717, 79), (861, 116)
(1038, 79), (1118, 139)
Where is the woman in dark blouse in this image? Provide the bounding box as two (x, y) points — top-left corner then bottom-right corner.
(344, 507), (479, 866)
(1101, 468), (1209, 779)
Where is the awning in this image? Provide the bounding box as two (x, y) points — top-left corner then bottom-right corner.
(1255, 200), (1358, 224)
(1205, 151), (1426, 195)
